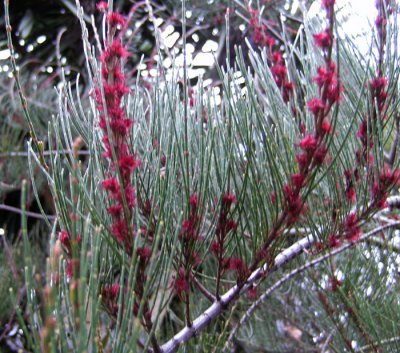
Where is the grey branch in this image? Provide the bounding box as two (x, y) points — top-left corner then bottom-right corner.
(160, 221), (400, 353)
(159, 234), (314, 353)
(0, 203), (56, 221)
(224, 221), (400, 350)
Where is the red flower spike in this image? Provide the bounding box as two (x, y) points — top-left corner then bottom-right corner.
(296, 153), (310, 172)
(95, 14), (140, 259)
(174, 267), (189, 298)
(137, 246), (152, 265)
(210, 241), (222, 256)
(321, 120), (332, 135)
(59, 230), (70, 247)
(107, 204), (123, 218)
(299, 134), (318, 152)
(307, 98), (326, 115)
(222, 193), (237, 207)
(189, 194), (199, 207)
(328, 234), (340, 248)
(228, 257), (247, 274)
(270, 191), (276, 204)
(107, 12), (126, 28)
(313, 145), (328, 165)
(344, 212), (361, 241)
(291, 173), (306, 189)
(314, 29), (333, 49)
(322, 0), (335, 9)
(102, 177), (119, 193)
(97, 1), (108, 12)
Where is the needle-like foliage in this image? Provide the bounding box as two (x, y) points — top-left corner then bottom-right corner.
(4, 0), (400, 352)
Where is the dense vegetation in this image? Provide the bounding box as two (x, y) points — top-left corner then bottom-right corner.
(1, 0), (400, 352)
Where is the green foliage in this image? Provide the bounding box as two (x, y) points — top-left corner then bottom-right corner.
(3, 0), (400, 352)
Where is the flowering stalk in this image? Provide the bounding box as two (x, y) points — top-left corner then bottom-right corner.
(95, 3), (140, 255)
(96, 3), (160, 352)
(175, 194), (202, 326)
(327, 0), (399, 249)
(249, 6), (295, 104)
(249, 0), (340, 272)
(211, 192), (237, 299)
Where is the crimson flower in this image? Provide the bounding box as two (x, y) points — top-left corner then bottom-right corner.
(299, 134), (318, 152)
(314, 29), (333, 49)
(307, 98), (326, 115)
(96, 1), (108, 12)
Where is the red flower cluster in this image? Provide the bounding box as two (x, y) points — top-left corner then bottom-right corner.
(137, 246), (152, 266)
(102, 283), (120, 316)
(211, 192), (238, 285)
(371, 166), (400, 209)
(322, 0), (335, 9)
(175, 194), (203, 300)
(328, 234), (341, 248)
(248, 8), (294, 103)
(370, 76), (387, 113)
(344, 212), (361, 242)
(270, 52), (294, 103)
(283, 184), (304, 225)
(95, 8), (140, 254)
(281, 0), (340, 229)
(96, 1), (108, 12)
(174, 267), (189, 300)
(328, 275), (342, 291)
(180, 194), (201, 241)
(58, 230), (82, 278)
(228, 257), (249, 283)
(249, 9), (274, 48)
(314, 29), (332, 49)
(58, 230), (81, 257)
(344, 169), (357, 203)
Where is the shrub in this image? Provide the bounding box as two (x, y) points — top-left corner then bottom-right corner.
(4, 0), (400, 352)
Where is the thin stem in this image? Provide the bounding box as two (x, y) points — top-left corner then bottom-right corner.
(384, 114), (400, 166)
(356, 336), (400, 352)
(0, 203), (56, 221)
(4, 0), (48, 171)
(0, 150), (90, 158)
(192, 275), (216, 303)
(185, 272), (192, 327)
